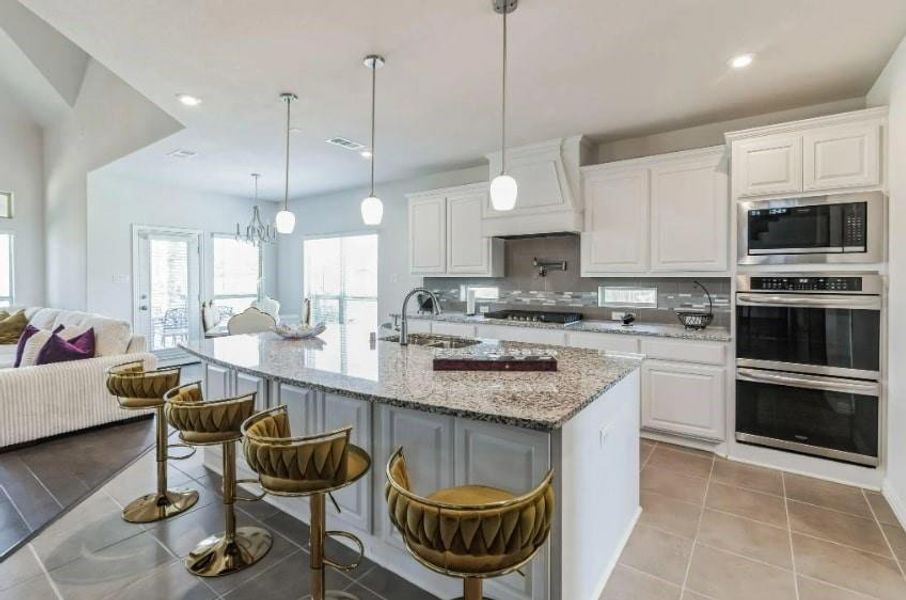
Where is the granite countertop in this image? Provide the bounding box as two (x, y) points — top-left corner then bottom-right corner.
(408, 312), (732, 342)
(180, 325), (641, 432)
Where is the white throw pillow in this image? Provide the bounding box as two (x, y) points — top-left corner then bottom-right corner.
(18, 329), (53, 367)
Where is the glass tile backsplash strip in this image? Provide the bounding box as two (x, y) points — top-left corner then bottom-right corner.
(423, 277), (732, 327)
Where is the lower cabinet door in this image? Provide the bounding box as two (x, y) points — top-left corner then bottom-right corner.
(454, 418), (550, 600)
(322, 393), (373, 533)
(642, 360), (726, 440)
(236, 372), (267, 409)
(375, 405), (454, 551)
(204, 363), (231, 399)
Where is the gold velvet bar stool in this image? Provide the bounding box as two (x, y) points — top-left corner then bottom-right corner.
(106, 360), (199, 523)
(164, 382), (273, 576)
(241, 405), (372, 600)
(385, 448), (554, 600)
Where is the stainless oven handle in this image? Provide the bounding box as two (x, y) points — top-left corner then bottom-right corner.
(736, 293), (881, 310)
(736, 368), (879, 396)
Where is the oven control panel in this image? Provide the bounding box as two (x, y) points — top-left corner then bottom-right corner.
(750, 277), (863, 292)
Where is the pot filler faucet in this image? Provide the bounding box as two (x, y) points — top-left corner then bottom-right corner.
(399, 287), (442, 346)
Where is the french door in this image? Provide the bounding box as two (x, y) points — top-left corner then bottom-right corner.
(132, 226), (202, 360)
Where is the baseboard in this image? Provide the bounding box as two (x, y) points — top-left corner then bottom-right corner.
(589, 506), (641, 600)
(882, 480), (906, 530)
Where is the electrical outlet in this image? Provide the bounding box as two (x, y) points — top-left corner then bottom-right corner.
(611, 311), (627, 321)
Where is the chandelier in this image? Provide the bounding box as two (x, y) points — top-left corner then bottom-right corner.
(235, 173), (276, 246)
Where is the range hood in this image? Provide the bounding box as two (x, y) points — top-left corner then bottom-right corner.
(482, 135), (592, 237)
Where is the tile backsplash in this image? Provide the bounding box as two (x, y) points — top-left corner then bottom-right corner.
(423, 234), (731, 327)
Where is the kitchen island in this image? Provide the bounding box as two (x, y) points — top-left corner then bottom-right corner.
(181, 326), (642, 600)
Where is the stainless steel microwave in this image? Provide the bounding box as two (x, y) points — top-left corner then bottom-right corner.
(738, 192), (884, 265)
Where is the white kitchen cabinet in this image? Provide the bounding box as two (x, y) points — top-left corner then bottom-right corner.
(476, 323), (567, 346)
(321, 392), (373, 533)
(376, 405), (454, 551)
(726, 107), (887, 199)
(642, 359), (726, 441)
(446, 189), (505, 275)
(803, 122), (881, 192)
(454, 418), (550, 600)
(204, 363), (231, 399)
(408, 193), (446, 274)
(580, 167), (649, 275)
(650, 154), (728, 272)
(275, 383), (322, 436)
(236, 371), (267, 409)
(567, 331), (640, 354)
(409, 184), (503, 277)
(731, 133), (802, 198)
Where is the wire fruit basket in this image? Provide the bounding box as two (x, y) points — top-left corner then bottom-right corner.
(674, 281), (714, 330)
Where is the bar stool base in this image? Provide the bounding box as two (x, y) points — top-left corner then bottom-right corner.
(185, 526), (273, 577)
(122, 488), (199, 523)
(299, 592), (361, 599)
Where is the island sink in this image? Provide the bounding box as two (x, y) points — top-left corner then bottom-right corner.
(379, 332), (481, 349)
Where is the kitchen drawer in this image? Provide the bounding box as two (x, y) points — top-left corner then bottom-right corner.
(567, 331), (640, 354)
(432, 321), (477, 338)
(640, 338), (726, 365)
(476, 324), (568, 346)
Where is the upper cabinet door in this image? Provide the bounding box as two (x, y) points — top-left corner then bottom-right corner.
(650, 153), (729, 272)
(580, 167), (650, 274)
(732, 133), (803, 198)
(447, 191), (489, 274)
(803, 123), (881, 192)
(408, 194), (446, 274)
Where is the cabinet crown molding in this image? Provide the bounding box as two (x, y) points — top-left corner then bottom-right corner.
(724, 106), (888, 143)
(581, 145), (727, 175)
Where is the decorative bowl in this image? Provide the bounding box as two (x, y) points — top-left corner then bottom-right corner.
(272, 322), (326, 340)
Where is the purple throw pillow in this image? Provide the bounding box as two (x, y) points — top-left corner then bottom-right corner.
(36, 328), (96, 365)
(14, 325), (41, 368)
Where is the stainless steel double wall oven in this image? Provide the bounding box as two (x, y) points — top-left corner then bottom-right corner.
(735, 274), (883, 467)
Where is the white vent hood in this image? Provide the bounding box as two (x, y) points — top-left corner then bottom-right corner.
(482, 135), (592, 237)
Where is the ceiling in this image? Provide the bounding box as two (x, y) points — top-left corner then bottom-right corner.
(16, 0), (906, 201)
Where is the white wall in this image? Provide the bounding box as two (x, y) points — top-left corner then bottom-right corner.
(43, 59), (182, 311)
(868, 36), (906, 519)
(0, 96), (45, 305)
(86, 172), (278, 325)
(276, 165), (487, 321)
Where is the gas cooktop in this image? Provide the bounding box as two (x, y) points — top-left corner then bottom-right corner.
(483, 309), (583, 325)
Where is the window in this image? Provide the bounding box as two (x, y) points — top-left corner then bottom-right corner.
(599, 286), (658, 309)
(304, 233), (378, 330)
(212, 235), (260, 317)
(0, 192), (12, 219)
(0, 234), (12, 307)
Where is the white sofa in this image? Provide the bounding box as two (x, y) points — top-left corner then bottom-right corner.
(0, 307), (156, 448)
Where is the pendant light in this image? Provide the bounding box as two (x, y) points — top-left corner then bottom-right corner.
(489, 0), (518, 211)
(275, 92), (298, 234)
(361, 54), (385, 226)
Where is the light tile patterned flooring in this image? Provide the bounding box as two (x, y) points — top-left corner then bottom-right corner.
(602, 440), (906, 600)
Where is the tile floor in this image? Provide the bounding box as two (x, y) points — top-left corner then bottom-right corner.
(601, 440), (906, 600)
(3, 435), (905, 600)
(0, 417), (155, 560)
(0, 442), (440, 600)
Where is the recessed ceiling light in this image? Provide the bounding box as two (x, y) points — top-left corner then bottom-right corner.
(729, 54), (755, 69)
(360, 149), (373, 158)
(176, 93), (202, 106)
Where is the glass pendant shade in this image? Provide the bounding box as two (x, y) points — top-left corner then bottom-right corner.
(360, 196), (384, 226)
(275, 209), (296, 234)
(490, 174), (518, 211)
